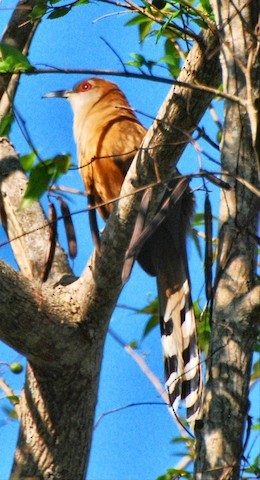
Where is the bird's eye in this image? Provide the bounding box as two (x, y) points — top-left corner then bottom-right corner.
(79, 81), (92, 92)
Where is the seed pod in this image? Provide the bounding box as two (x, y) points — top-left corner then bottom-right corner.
(42, 201), (57, 283)
(87, 194), (101, 254)
(59, 197), (77, 259)
(204, 172), (231, 190)
(204, 192), (213, 302)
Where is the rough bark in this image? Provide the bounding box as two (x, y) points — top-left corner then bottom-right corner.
(0, 12), (224, 480)
(0, 138), (72, 282)
(194, 1), (260, 479)
(0, 0), (41, 118)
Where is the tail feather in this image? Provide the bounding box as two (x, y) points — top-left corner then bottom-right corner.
(161, 280), (202, 421)
(137, 187), (202, 421)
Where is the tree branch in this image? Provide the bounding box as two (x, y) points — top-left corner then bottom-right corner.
(1, 68), (242, 104)
(0, 0), (41, 118)
(0, 258), (87, 365)
(0, 137), (72, 283)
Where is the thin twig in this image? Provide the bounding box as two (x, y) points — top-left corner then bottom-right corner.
(209, 103), (223, 131)
(1, 68), (245, 105)
(50, 185), (87, 196)
(0, 170), (258, 250)
(94, 401), (165, 429)
(100, 36), (128, 72)
(93, 10), (129, 24)
(0, 377), (21, 419)
(195, 126), (220, 152)
(108, 328), (192, 438)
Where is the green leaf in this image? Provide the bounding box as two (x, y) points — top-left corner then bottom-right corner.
(138, 298), (159, 339)
(9, 362), (23, 374)
(196, 303), (211, 353)
(155, 11), (180, 42)
(160, 51), (180, 68)
(126, 53), (156, 72)
(171, 436), (193, 445)
(29, 4), (48, 21)
(192, 213), (205, 226)
(20, 152), (37, 172)
(139, 297), (159, 315)
(244, 453), (260, 475)
(164, 38), (180, 60)
(159, 39), (181, 77)
(41, 154), (70, 180)
(137, 298), (160, 340)
(216, 129), (222, 144)
(192, 300), (202, 320)
(126, 13), (152, 27)
(166, 10), (182, 20)
(192, 18), (209, 28)
(21, 154), (71, 208)
(139, 17), (154, 42)
(128, 341), (138, 349)
(3, 407), (18, 420)
(52, 153), (71, 175)
(157, 468), (192, 480)
(126, 54), (144, 68)
(252, 422), (260, 431)
(0, 112), (14, 136)
(7, 395), (20, 403)
(0, 43), (33, 73)
(142, 314), (160, 339)
(126, 13), (154, 42)
(199, 0), (213, 15)
(21, 163), (52, 209)
(74, 0), (89, 4)
(47, 6), (71, 19)
(251, 359), (260, 381)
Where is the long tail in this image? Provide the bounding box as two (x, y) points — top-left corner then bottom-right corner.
(160, 272), (202, 421)
(138, 187), (202, 421)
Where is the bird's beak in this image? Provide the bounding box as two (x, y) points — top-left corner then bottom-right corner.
(42, 89), (72, 99)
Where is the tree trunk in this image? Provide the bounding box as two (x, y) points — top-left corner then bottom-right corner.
(0, 0), (41, 119)
(194, 1), (259, 479)
(11, 363), (100, 480)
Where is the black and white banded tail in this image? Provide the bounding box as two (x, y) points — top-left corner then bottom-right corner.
(137, 185), (202, 421)
(161, 277), (202, 421)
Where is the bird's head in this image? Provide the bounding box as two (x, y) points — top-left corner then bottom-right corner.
(43, 78), (127, 116)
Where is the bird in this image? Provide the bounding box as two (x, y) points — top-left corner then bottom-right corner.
(44, 78), (202, 421)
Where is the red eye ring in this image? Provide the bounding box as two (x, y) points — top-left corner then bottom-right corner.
(79, 81), (92, 92)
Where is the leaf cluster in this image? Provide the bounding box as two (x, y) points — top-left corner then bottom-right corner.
(0, 43), (34, 73)
(29, 0), (89, 22)
(157, 467), (192, 479)
(125, 0), (214, 77)
(20, 152), (71, 209)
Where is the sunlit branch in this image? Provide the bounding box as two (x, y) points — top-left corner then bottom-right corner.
(1, 170), (258, 251)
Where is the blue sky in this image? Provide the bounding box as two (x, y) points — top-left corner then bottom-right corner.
(0, 1), (259, 479)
